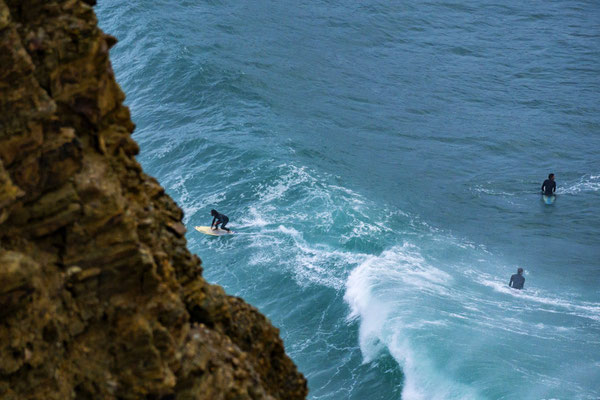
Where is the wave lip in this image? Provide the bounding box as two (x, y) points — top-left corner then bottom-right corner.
(344, 244), (480, 400)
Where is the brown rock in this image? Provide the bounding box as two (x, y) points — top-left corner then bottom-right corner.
(0, 0), (307, 399)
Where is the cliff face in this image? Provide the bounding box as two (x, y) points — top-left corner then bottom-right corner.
(0, 1), (307, 399)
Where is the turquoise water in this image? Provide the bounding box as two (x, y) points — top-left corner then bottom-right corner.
(97, 1), (600, 398)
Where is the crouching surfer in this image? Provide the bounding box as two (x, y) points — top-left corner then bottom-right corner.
(210, 209), (230, 232)
(509, 268), (525, 290)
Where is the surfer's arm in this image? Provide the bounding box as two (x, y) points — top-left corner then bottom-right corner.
(211, 217), (216, 228)
(508, 276), (513, 287)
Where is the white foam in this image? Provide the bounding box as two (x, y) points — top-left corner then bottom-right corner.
(340, 220), (382, 241)
(446, 312), (469, 320)
(256, 164), (314, 203)
(248, 251), (276, 266)
(168, 173), (215, 223)
(403, 320), (449, 329)
(277, 225), (364, 290)
(478, 277), (600, 322)
(344, 244), (479, 400)
(471, 184), (516, 197)
(238, 206), (271, 228)
(556, 174), (600, 195)
(243, 223), (365, 290)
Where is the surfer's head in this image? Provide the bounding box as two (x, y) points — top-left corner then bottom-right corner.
(210, 209), (218, 216)
(517, 267), (523, 274)
(548, 173), (555, 180)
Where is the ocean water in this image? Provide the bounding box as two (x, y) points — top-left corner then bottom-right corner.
(96, 1), (600, 399)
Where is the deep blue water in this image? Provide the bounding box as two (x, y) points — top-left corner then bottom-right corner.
(97, 1), (600, 398)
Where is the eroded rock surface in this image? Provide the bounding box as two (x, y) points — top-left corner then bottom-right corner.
(0, 1), (307, 398)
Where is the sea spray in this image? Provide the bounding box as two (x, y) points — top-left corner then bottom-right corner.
(344, 245), (480, 399)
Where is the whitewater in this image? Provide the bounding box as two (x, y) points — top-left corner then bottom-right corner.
(97, 1), (600, 399)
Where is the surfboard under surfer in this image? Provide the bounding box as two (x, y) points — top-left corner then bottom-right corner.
(509, 268), (525, 290)
(541, 173), (556, 196)
(210, 209), (230, 232)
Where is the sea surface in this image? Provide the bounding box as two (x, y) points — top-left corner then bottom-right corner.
(96, 1), (600, 398)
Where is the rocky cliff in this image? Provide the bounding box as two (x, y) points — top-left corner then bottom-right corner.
(0, 1), (307, 398)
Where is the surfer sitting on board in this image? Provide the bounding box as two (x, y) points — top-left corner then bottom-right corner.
(541, 173), (556, 196)
(509, 268), (525, 290)
(210, 209), (230, 232)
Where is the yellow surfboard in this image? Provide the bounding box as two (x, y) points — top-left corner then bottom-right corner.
(194, 226), (234, 236)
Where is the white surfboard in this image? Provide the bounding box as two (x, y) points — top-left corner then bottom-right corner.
(194, 226), (234, 236)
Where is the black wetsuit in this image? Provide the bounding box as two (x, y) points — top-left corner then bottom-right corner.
(509, 273), (525, 290)
(212, 212), (229, 231)
(541, 179), (556, 196)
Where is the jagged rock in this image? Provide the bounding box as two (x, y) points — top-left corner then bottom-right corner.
(0, 160), (23, 224)
(0, 1), (307, 399)
(0, 251), (39, 319)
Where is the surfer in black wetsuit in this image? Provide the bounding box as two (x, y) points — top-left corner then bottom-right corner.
(211, 209), (230, 232)
(509, 268), (525, 290)
(541, 173), (556, 196)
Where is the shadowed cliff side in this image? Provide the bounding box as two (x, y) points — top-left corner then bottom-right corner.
(0, 1), (308, 399)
